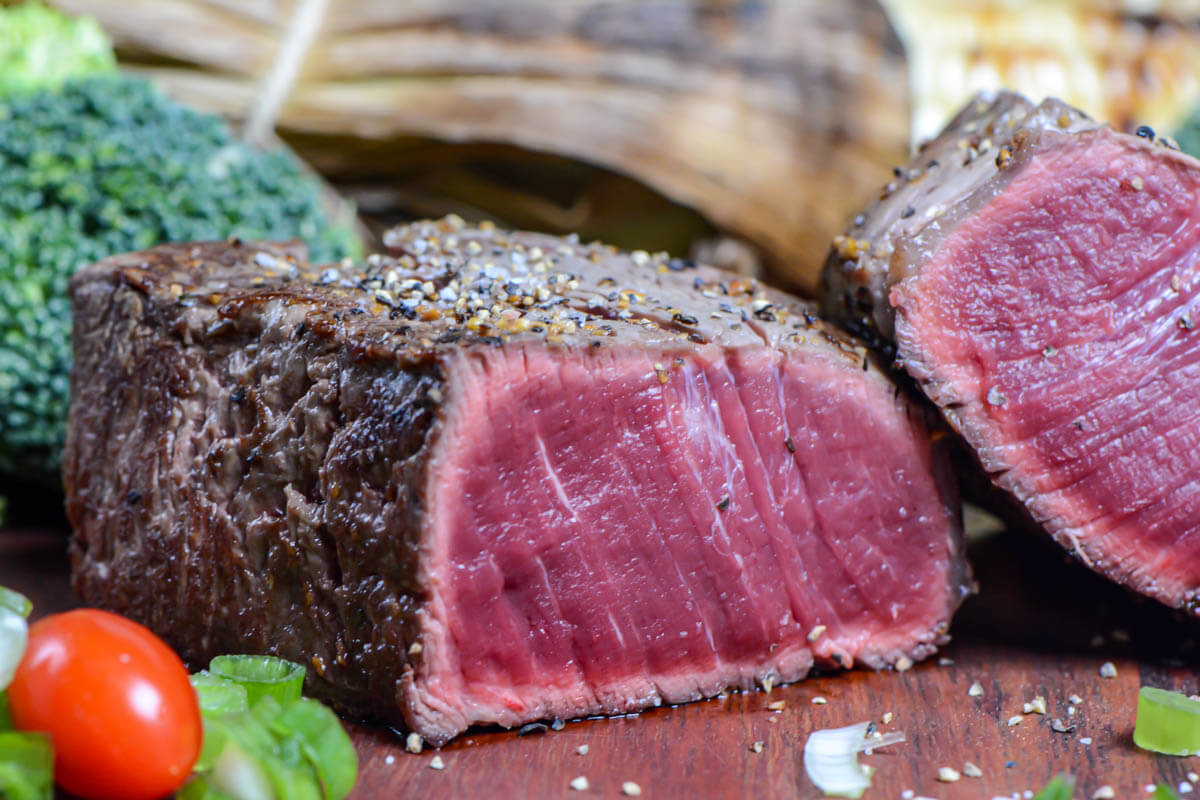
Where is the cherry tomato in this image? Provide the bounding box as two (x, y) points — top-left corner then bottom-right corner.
(7, 609), (202, 800)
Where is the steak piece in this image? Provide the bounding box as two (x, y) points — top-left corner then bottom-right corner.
(823, 91), (1200, 615)
(67, 219), (967, 745)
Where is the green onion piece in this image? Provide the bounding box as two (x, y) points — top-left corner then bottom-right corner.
(192, 671), (251, 715)
(272, 698), (358, 800)
(197, 699), (319, 800)
(1135, 686), (1200, 756)
(0, 691), (11, 731)
(1154, 784), (1183, 800)
(1031, 774), (1074, 800)
(178, 775), (240, 800)
(0, 731), (53, 800)
(209, 656), (305, 708)
(0, 601), (28, 692)
(0, 588), (31, 619)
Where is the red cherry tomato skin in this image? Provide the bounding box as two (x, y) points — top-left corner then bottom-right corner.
(7, 609), (202, 800)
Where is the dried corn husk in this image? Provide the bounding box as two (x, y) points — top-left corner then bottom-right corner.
(49, 0), (911, 292)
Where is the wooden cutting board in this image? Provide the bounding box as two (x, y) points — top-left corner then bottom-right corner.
(3, 517), (1197, 799)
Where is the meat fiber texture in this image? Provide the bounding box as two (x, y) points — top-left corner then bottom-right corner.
(66, 219), (967, 745)
(822, 90), (1200, 615)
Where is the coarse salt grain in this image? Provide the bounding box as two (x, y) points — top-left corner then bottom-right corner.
(621, 782), (643, 797)
(969, 682), (984, 697)
(812, 696), (827, 705)
(963, 761), (983, 778)
(384, 755), (395, 765)
(1190, 772), (1200, 783)
(405, 733), (422, 754)
(1079, 737), (1092, 745)
(570, 776), (590, 791)
(1007, 715), (1023, 726)
(767, 700), (786, 711)
(430, 756), (445, 770)
(1180, 782), (1194, 794)
(1099, 662), (1118, 678)
(901, 791), (914, 800)
(577, 745), (589, 755)
(1092, 787), (1115, 800)
(937, 767), (961, 782)
(750, 741), (764, 754)
(882, 711), (893, 724)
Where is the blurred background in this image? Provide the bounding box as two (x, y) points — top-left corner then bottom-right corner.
(36, 0), (1200, 288)
(8, 0), (1200, 511)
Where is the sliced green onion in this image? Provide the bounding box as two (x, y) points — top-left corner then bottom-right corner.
(0, 731), (53, 800)
(0, 691), (11, 731)
(1154, 784), (1182, 800)
(0, 588), (31, 619)
(803, 722), (905, 798)
(210, 737), (276, 800)
(0, 600), (28, 692)
(209, 656), (305, 708)
(1135, 686), (1200, 756)
(1031, 774), (1074, 800)
(272, 698), (357, 800)
(192, 671), (251, 715)
(178, 775), (240, 800)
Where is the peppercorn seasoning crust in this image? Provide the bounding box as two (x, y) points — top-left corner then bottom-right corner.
(66, 219), (968, 745)
(822, 92), (1200, 615)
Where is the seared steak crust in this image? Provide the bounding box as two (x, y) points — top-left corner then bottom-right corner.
(68, 219), (967, 743)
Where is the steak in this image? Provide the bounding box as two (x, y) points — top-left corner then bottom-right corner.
(67, 218), (967, 745)
(823, 91), (1200, 615)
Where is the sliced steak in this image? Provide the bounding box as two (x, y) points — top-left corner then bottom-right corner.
(67, 219), (967, 745)
(822, 91), (1200, 615)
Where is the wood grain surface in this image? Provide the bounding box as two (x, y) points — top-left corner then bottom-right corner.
(2, 510), (1198, 799)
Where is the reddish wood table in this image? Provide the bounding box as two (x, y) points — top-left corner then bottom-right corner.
(3, 514), (1197, 799)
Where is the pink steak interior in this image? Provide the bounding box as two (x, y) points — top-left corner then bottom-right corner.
(897, 130), (1200, 607)
(416, 344), (960, 729)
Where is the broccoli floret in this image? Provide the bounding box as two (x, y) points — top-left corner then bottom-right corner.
(0, 2), (115, 94)
(0, 75), (360, 482)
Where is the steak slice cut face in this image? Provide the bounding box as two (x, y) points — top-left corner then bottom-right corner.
(823, 92), (1200, 614)
(67, 219), (967, 744)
